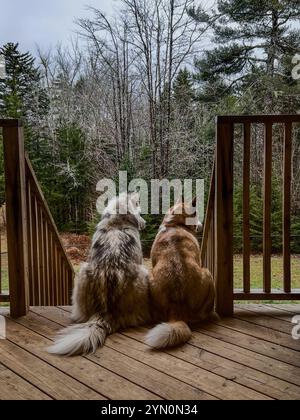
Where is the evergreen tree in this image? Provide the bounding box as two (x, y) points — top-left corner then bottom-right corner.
(0, 43), (50, 180)
(172, 67), (196, 133)
(173, 68), (195, 109)
(44, 123), (94, 233)
(190, 0), (300, 99)
(0, 43), (48, 121)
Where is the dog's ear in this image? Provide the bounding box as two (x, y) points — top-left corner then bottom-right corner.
(163, 211), (175, 225)
(175, 194), (183, 205)
(191, 196), (197, 207)
(129, 191), (140, 202)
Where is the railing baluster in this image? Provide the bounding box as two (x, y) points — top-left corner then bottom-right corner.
(48, 230), (53, 306)
(0, 225), (2, 296)
(44, 219), (50, 305)
(60, 255), (64, 305)
(68, 268), (73, 305)
(53, 238), (58, 305)
(283, 122), (292, 293)
(56, 246), (61, 304)
(38, 205), (45, 305)
(26, 179), (34, 305)
(32, 196), (40, 306)
(65, 265), (69, 305)
(243, 123), (251, 294)
(59, 253), (65, 306)
(263, 122), (272, 294)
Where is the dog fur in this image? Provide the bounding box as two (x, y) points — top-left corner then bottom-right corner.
(145, 199), (216, 349)
(48, 193), (151, 356)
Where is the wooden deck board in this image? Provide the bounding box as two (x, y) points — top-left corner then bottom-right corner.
(35, 308), (268, 400)
(122, 329), (300, 400)
(0, 304), (299, 400)
(214, 314), (300, 352)
(233, 307), (295, 334)
(2, 317), (156, 400)
(26, 308), (212, 400)
(0, 339), (104, 400)
(198, 323), (300, 367)
(235, 304), (297, 323)
(0, 363), (52, 400)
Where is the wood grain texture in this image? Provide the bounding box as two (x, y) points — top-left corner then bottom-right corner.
(234, 289), (300, 300)
(215, 122), (234, 315)
(30, 307), (212, 400)
(3, 125), (29, 317)
(2, 305), (300, 400)
(283, 122), (292, 293)
(217, 115), (300, 124)
(243, 122), (251, 293)
(263, 122), (272, 293)
(2, 314), (156, 400)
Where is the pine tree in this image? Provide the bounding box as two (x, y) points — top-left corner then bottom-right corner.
(46, 123), (95, 233)
(173, 68), (195, 109)
(0, 43), (48, 120)
(190, 1), (300, 96)
(0, 43), (50, 177)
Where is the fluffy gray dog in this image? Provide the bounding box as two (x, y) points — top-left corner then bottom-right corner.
(48, 192), (150, 356)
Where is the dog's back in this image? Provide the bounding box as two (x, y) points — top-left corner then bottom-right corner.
(72, 215), (143, 317)
(151, 225), (214, 322)
(48, 193), (150, 356)
(146, 201), (215, 349)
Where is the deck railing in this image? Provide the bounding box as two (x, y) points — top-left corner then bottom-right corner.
(1, 116), (299, 318)
(0, 120), (74, 317)
(0, 209), (8, 303)
(201, 115), (300, 316)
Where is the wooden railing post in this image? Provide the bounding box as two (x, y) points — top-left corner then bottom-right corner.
(263, 122), (272, 293)
(3, 122), (29, 317)
(283, 122), (292, 293)
(215, 118), (234, 316)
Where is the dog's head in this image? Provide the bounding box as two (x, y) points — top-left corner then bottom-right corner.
(102, 192), (146, 231)
(162, 197), (202, 233)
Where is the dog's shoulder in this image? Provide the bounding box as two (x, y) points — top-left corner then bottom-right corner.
(152, 225), (200, 261)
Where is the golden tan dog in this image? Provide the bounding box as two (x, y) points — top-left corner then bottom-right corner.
(146, 199), (216, 349)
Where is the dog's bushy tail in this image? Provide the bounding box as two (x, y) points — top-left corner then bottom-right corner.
(145, 321), (192, 349)
(47, 316), (110, 356)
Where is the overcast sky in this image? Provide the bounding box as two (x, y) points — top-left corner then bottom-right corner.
(0, 0), (119, 55)
(1, 0), (215, 56)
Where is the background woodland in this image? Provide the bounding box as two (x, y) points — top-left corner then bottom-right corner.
(0, 0), (300, 252)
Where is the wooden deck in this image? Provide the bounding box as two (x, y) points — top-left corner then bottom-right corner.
(0, 304), (300, 400)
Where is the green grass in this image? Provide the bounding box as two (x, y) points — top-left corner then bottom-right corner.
(1, 256), (299, 306)
(145, 255), (300, 304)
(234, 255), (300, 304)
(234, 255), (300, 289)
(1, 269), (8, 291)
(0, 268), (9, 307)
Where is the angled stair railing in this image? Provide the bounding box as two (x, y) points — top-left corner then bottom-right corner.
(0, 119), (74, 317)
(25, 156), (74, 307)
(201, 115), (300, 316)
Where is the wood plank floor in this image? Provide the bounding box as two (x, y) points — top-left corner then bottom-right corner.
(0, 304), (299, 400)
